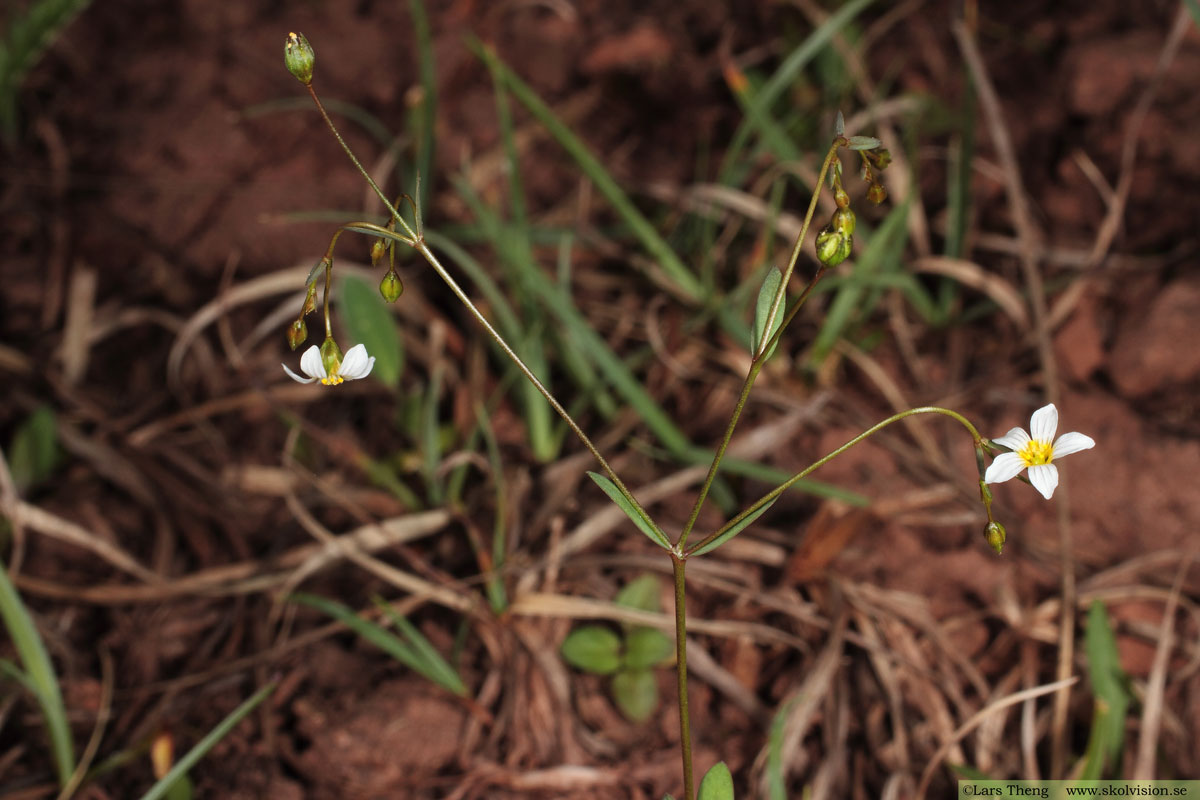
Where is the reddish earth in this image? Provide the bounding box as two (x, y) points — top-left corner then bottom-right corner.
(2, 1), (1198, 797)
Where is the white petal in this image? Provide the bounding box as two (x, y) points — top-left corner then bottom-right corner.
(992, 427), (1031, 451)
(282, 363), (317, 383)
(1027, 464), (1059, 500)
(299, 345), (326, 379)
(1029, 404), (1058, 444)
(339, 344), (373, 380)
(985, 452), (1027, 484)
(1052, 431), (1095, 459)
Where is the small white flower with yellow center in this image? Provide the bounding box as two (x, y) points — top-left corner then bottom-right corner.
(984, 403), (1094, 500)
(283, 343), (375, 386)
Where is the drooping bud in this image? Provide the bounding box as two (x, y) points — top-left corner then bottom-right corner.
(985, 521), (1006, 555)
(370, 237), (388, 267)
(379, 269), (404, 303)
(287, 319), (308, 350)
(285, 32), (315, 85)
(320, 336), (343, 377)
(867, 182), (888, 205)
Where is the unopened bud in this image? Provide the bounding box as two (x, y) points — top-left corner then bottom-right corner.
(985, 521), (1006, 555)
(834, 183), (851, 210)
(831, 207), (856, 237)
(320, 336), (343, 376)
(379, 269), (404, 303)
(287, 319), (308, 350)
(869, 148), (892, 170)
(815, 224), (852, 268)
(370, 238), (388, 267)
(867, 182), (887, 205)
(285, 32), (315, 85)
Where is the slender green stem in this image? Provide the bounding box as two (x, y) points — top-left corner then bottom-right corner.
(672, 554), (694, 800)
(675, 141), (843, 552)
(411, 240), (663, 542)
(685, 406), (983, 556)
(307, 84), (416, 241)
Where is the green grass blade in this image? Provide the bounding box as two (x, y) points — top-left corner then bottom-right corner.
(0, 558), (74, 785)
(587, 471), (671, 550)
(372, 596), (468, 696)
(136, 682), (275, 800)
(471, 40), (702, 303)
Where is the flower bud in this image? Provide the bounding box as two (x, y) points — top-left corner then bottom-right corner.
(833, 183), (851, 210)
(831, 207), (856, 237)
(867, 181), (887, 205)
(379, 269), (404, 303)
(868, 148), (892, 170)
(285, 32), (315, 85)
(320, 336), (343, 376)
(985, 521), (1006, 555)
(815, 223), (852, 267)
(287, 319), (308, 350)
(370, 238), (388, 267)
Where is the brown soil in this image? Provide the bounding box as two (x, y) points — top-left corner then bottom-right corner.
(2, 1), (1198, 798)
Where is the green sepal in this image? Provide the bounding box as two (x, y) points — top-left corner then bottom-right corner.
(587, 471), (671, 550)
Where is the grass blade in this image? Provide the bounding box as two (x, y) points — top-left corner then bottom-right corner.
(373, 596), (468, 696)
(136, 682), (275, 800)
(0, 558), (74, 785)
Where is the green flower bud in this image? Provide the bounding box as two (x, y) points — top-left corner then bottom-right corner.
(867, 182), (888, 205)
(319, 336), (343, 376)
(815, 223), (853, 268)
(831, 207), (856, 237)
(868, 148), (892, 170)
(985, 521), (1006, 555)
(379, 269), (404, 303)
(287, 319), (308, 350)
(834, 183), (851, 210)
(285, 32), (315, 85)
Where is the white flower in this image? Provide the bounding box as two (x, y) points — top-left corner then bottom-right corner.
(282, 343), (375, 386)
(983, 403), (1094, 500)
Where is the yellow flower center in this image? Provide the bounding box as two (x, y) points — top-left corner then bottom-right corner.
(320, 375), (344, 386)
(1018, 439), (1053, 467)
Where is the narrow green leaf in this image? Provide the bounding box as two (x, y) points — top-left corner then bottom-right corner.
(587, 471), (671, 550)
(767, 696), (799, 800)
(615, 574), (661, 614)
(136, 683), (275, 800)
(8, 405), (58, 492)
(623, 627), (674, 671)
(338, 274), (403, 387)
(561, 625), (622, 675)
(751, 267), (785, 359)
(290, 593), (466, 696)
(698, 761), (735, 800)
(373, 596), (468, 697)
(691, 499), (777, 557)
(0, 557), (74, 786)
(1080, 600), (1131, 779)
(612, 668), (659, 722)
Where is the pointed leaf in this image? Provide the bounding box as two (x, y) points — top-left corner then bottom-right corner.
(698, 761), (735, 800)
(587, 471), (671, 550)
(561, 625), (623, 675)
(612, 668), (659, 722)
(834, 110), (845, 137)
(338, 274), (403, 387)
(751, 267), (784, 359)
(691, 499), (777, 557)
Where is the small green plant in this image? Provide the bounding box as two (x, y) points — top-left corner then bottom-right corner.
(275, 28), (1098, 799)
(560, 574), (674, 722)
